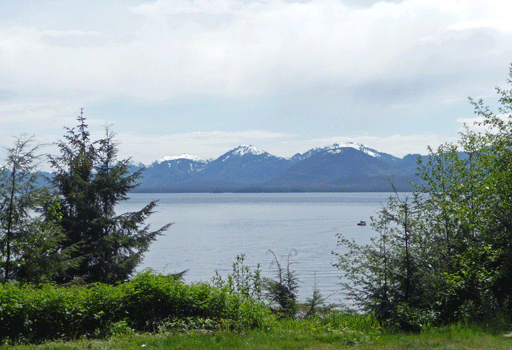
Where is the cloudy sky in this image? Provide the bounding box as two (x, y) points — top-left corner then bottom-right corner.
(1, 0), (511, 165)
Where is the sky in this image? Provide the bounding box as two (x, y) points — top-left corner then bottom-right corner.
(1, 0), (511, 165)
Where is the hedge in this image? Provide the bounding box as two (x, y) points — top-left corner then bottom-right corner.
(0, 271), (271, 344)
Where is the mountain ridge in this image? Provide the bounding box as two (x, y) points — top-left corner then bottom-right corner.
(135, 142), (425, 192)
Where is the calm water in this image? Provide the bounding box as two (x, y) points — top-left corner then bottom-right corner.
(117, 192), (392, 304)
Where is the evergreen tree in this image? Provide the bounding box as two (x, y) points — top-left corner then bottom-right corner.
(50, 110), (170, 284)
(264, 249), (300, 318)
(0, 135), (75, 284)
(0, 134), (41, 281)
(334, 65), (512, 329)
(333, 189), (444, 330)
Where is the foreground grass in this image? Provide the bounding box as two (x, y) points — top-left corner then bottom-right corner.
(2, 272), (511, 349)
(371, 329), (512, 350)
(5, 325), (512, 350)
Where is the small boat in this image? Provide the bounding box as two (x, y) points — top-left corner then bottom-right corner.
(357, 220), (366, 226)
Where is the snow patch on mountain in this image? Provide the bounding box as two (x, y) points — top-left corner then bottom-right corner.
(311, 142), (396, 159)
(220, 145), (268, 162)
(232, 145), (266, 156)
(289, 142), (402, 164)
(322, 142), (377, 157)
(155, 154), (207, 164)
(129, 160), (145, 168)
(326, 149), (347, 155)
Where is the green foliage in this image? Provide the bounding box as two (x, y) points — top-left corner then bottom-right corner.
(336, 190), (449, 330)
(9, 321), (512, 350)
(0, 134), (41, 281)
(263, 249), (300, 318)
(0, 271), (273, 344)
(303, 274), (328, 318)
(267, 311), (381, 346)
(333, 64), (512, 331)
(0, 135), (77, 284)
(211, 253), (263, 302)
(213, 252), (329, 321)
(49, 111), (170, 284)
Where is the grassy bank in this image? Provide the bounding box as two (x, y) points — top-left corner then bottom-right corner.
(2, 271), (512, 349)
(3, 324), (512, 349)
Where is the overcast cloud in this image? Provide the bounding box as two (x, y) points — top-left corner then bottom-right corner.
(0, 0), (511, 163)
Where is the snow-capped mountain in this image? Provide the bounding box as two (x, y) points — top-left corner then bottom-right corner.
(202, 145), (291, 185)
(149, 154), (209, 172)
(214, 145), (267, 163)
(138, 154), (209, 190)
(267, 146), (413, 191)
(227, 145), (266, 157)
(135, 143), (423, 192)
(291, 142), (400, 164)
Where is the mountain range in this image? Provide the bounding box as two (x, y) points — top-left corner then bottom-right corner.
(134, 142), (425, 192)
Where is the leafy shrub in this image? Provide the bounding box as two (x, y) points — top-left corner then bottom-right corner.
(0, 271), (272, 344)
(211, 253), (263, 302)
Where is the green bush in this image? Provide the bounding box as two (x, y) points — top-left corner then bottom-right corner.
(0, 271), (272, 344)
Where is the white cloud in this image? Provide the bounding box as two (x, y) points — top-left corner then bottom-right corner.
(111, 130), (458, 164)
(1, 0), (511, 166)
(0, 126), (476, 169)
(41, 29), (102, 37)
(115, 130), (295, 162)
(275, 134), (457, 158)
(130, 0), (235, 16)
(0, 96), (107, 129)
(1, 0), (511, 101)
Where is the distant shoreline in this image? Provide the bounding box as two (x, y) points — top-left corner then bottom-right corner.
(131, 187), (412, 193)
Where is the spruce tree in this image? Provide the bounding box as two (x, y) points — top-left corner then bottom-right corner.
(0, 134), (41, 281)
(0, 135), (75, 284)
(50, 110), (170, 284)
